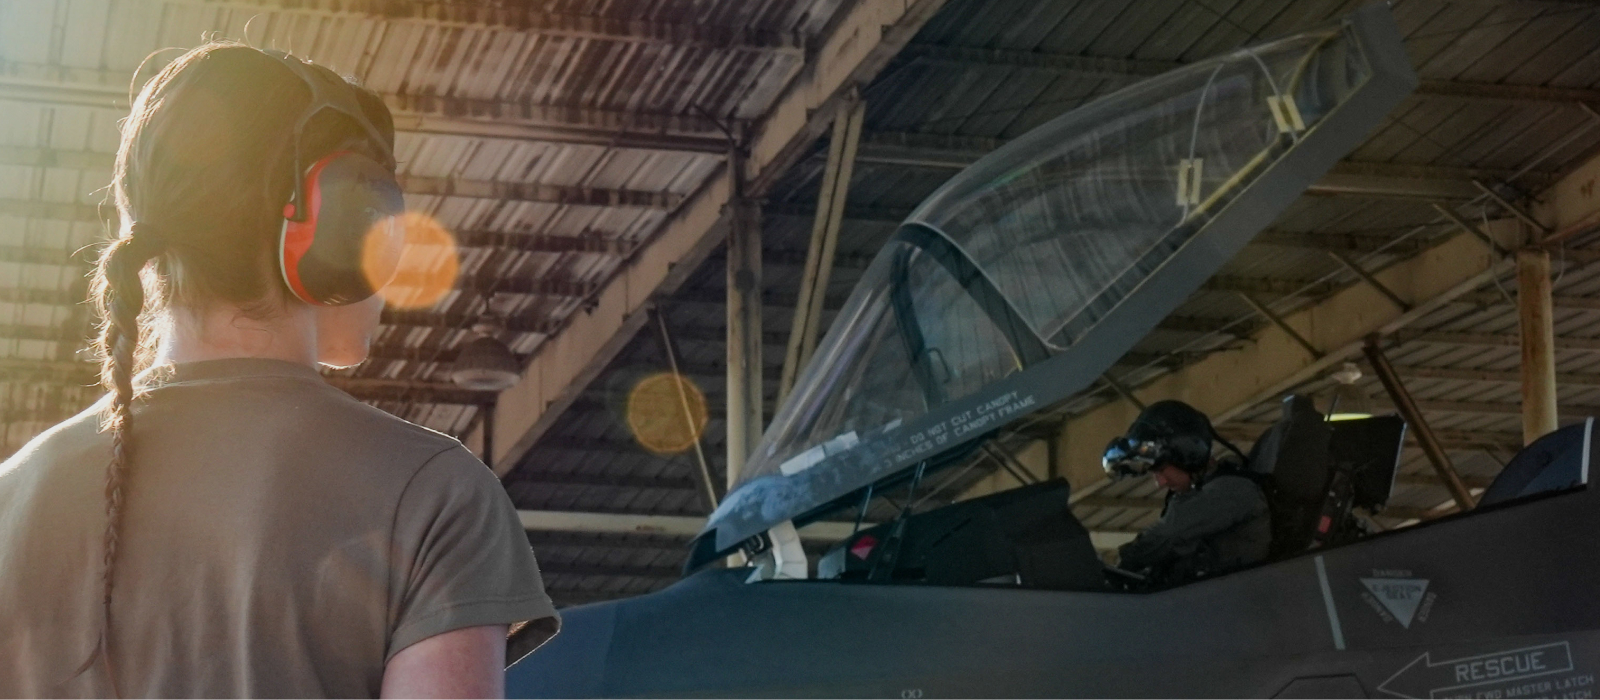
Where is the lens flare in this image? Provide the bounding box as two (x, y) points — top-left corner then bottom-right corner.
(361, 214), (406, 292)
(626, 372), (709, 455)
(374, 211), (458, 310)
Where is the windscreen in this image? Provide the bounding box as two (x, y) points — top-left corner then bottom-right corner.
(749, 29), (1362, 485)
(699, 6), (1415, 557)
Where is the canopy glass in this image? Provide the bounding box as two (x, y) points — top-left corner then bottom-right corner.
(695, 6), (1416, 559)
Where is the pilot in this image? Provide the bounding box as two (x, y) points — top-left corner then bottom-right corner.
(1101, 400), (1270, 586)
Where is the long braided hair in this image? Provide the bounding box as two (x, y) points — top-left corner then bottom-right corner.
(72, 42), (394, 691)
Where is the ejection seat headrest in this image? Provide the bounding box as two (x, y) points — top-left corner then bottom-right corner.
(1247, 395), (1333, 502)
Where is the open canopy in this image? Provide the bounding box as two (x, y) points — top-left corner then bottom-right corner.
(693, 4), (1418, 564)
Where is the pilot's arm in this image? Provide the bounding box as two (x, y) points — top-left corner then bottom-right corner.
(1117, 476), (1267, 574)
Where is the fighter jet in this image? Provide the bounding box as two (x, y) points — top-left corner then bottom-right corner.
(509, 6), (1599, 696)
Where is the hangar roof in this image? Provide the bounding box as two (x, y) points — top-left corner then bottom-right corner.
(3, 0), (1600, 607)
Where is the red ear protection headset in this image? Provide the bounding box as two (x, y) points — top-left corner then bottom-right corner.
(264, 50), (406, 306)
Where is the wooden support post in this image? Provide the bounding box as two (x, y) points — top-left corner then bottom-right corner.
(1363, 336), (1477, 511)
(780, 96), (865, 402)
(726, 149), (764, 490)
(1518, 245), (1559, 444)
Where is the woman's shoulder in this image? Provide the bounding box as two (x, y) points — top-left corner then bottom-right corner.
(0, 400), (111, 478)
(149, 371), (482, 480)
(279, 381), (477, 465)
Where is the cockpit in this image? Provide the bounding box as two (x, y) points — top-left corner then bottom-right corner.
(811, 396), (1589, 593)
(682, 5), (1590, 589)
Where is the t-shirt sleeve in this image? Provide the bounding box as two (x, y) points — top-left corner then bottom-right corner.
(386, 445), (560, 665)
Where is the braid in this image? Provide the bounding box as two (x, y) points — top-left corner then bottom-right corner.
(69, 225), (164, 694)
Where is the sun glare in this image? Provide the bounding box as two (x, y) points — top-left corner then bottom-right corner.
(375, 211), (459, 310)
(626, 372), (709, 455)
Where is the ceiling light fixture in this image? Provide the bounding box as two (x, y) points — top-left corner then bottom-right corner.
(1325, 361), (1373, 421)
(451, 296), (521, 391)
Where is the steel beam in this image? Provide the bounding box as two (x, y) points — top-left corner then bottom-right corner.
(1394, 330), (1600, 351)
(1306, 172), (1480, 200)
(0, 147), (683, 211)
(1458, 292), (1600, 311)
(0, 61), (735, 153)
(1328, 250), (1411, 311)
(451, 229), (626, 255)
(1253, 228), (1440, 256)
(379, 309), (554, 335)
(177, 0), (805, 52)
(1406, 398), (1600, 418)
(323, 376), (497, 405)
(1432, 203), (1515, 257)
(1155, 315), (1249, 336)
(1238, 293), (1323, 359)
(706, 246), (874, 271)
(763, 201), (912, 223)
(854, 133), (1531, 199)
(1216, 422), (1521, 453)
(897, 43), (1176, 78)
(511, 469), (701, 493)
(869, 45), (1600, 106)
(1396, 364), (1600, 387)
(387, 95), (735, 153)
(1205, 275), (1335, 298)
(1417, 79), (1600, 106)
(855, 131), (1002, 169)
(400, 175), (682, 209)
(472, 0), (951, 475)
(782, 97), (864, 401)
(1363, 337), (1476, 510)
(671, 286), (852, 314)
(432, 269), (596, 299)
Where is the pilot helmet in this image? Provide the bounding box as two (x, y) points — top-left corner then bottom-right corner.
(1101, 400), (1214, 479)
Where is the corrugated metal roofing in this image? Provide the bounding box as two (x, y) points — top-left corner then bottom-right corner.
(4, 0), (1600, 606)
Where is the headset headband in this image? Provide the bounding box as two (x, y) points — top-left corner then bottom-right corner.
(261, 50), (396, 220)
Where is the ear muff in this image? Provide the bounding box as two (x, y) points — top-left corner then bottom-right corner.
(263, 49), (403, 306)
(280, 151), (406, 306)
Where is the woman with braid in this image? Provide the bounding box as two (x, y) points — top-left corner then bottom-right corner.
(0, 43), (557, 697)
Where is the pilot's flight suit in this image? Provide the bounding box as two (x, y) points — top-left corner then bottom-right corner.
(1117, 470), (1270, 585)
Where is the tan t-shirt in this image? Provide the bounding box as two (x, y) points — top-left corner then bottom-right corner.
(0, 359), (559, 697)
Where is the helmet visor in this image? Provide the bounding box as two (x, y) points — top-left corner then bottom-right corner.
(1103, 436), (1161, 480)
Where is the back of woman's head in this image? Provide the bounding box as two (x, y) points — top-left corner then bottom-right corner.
(73, 41), (395, 692)
(96, 42), (395, 372)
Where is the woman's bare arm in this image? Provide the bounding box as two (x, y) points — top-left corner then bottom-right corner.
(381, 624), (507, 699)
